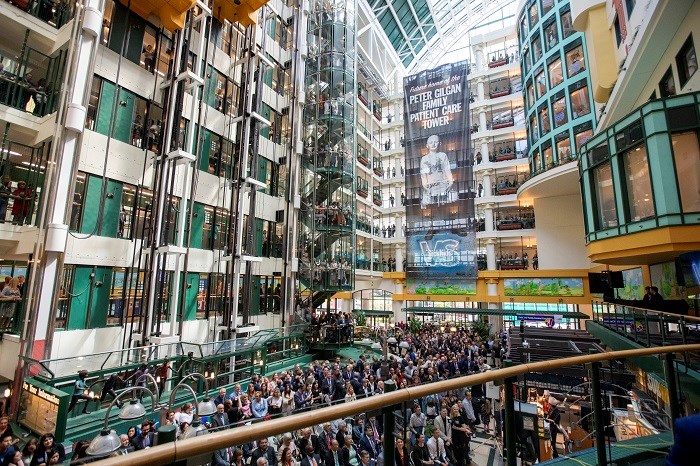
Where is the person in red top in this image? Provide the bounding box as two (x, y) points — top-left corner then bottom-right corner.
(11, 181), (32, 225)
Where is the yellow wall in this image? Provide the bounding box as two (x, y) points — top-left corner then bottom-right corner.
(576, 2), (618, 103)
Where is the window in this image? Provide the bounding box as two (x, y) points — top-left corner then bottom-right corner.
(575, 128), (593, 154)
(70, 173), (86, 231)
(556, 134), (572, 161)
(570, 85), (591, 118)
(552, 96), (568, 128)
(543, 144), (553, 169)
(120, 184), (136, 239)
(566, 45), (586, 77)
(523, 49), (530, 74)
(529, 2), (539, 27)
(56, 265), (76, 329)
(532, 35), (542, 62)
(141, 25), (158, 73)
(539, 105), (551, 135)
(532, 149), (541, 173)
(671, 131), (700, 212)
(527, 82), (535, 107)
(623, 144), (655, 221)
(102, 0), (115, 45)
(542, 0), (554, 15)
(133, 188), (153, 240)
(593, 162), (618, 229)
(530, 114), (539, 143)
(676, 35), (697, 88)
(548, 57), (563, 88)
(214, 209), (230, 251)
(625, 0), (636, 17)
(560, 9), (574, 39)
(86, 77), (102, 131)
(544, 20), (558, 51)
(520, 15), (529, 39)
(108, 268), (126, 325)
(536, 71), (547, 98)
(659, 67), (676, 98)
(614, 16), (622, 47)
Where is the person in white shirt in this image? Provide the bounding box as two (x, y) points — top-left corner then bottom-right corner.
(426, 429), (449, 466)
(461, 393), (477, 427)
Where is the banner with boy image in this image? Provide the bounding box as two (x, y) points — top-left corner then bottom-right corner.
(403, 61), (474, 293)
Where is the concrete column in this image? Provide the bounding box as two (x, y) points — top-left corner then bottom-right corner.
(483, 170), (492, 196)
(395, 244), (404, 272)
(474, 45), (484, 72)
(486, 240), (497, 271)
(477, 78), (485, 101)
(484, 203), (494, 232)
(479, 110), (487, 132)
(480, 139), (490, 161)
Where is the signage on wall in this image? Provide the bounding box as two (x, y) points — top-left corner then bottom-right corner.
(402, 61), (476, 295)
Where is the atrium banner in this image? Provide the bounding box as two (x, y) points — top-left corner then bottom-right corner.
(403, 61), (477, 295)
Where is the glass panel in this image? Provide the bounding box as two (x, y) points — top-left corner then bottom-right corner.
(532, 35), (542, 62)
(529, 2), (539, 26)
(671, 131), (700, 212)
(566, 45), (586, 77)
(544, 21), (558, 51)
(548, 58), (563, 88)
(561, 10), (574, 39)
(556, 136), (572, 162)
(570, 86), (591, 118)
(623, 145), (655, 221)
(536, 71), (546, 98)
(543, 145), (553, 169)
(542, 0), (554, 15)
(539, 106), (551, 135)
(575, 128), (593, 153)
(676, 35), (697, 87)
(593, 162), (618, 229)
(552, 96), (567, 128)
(527, 82), (534, 106)
(530, 114), (539, 143)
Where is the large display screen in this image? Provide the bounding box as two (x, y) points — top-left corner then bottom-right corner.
(403, 61), (476, 294)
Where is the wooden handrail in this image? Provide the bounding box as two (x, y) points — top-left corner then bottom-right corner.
(92, 344), (700, 465)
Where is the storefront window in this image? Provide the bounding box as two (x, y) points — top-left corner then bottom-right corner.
(570, 85), (591, 118)
(566, 46), (586, 77)
(671, 131), (700, 212)
(552, 96), (568, 128)
(593, 162), (618, 229)
(623, 144), (655, 221)
(536, 71), (547, 98)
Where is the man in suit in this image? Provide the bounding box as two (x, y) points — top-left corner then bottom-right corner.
(321, 370), (336, 398)
(214, 388), (230, 407)
(301, 444), (323, 466)
(433, 407), (453, 462)
(251, 438), (277, 466)
(213, 446), (235, 466)
(298, 427), (321, 456)
(318, 423), (334, 460)
(359, 450), (375, 466)
(118, 435), (134, 455)
(325, 439), (343, 466)
(426, 429), (450, 466)
(359, 426), (380, 460)
(132, 421), (156, 450)
(211, 404), (229, 430)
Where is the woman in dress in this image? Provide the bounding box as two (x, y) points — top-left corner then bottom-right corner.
(268, 387), (283, 416)
(342, 435), (359, 466)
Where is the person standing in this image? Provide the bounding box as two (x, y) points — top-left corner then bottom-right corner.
(450, 404), (472, 466)
(67, 370), (92, 414)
